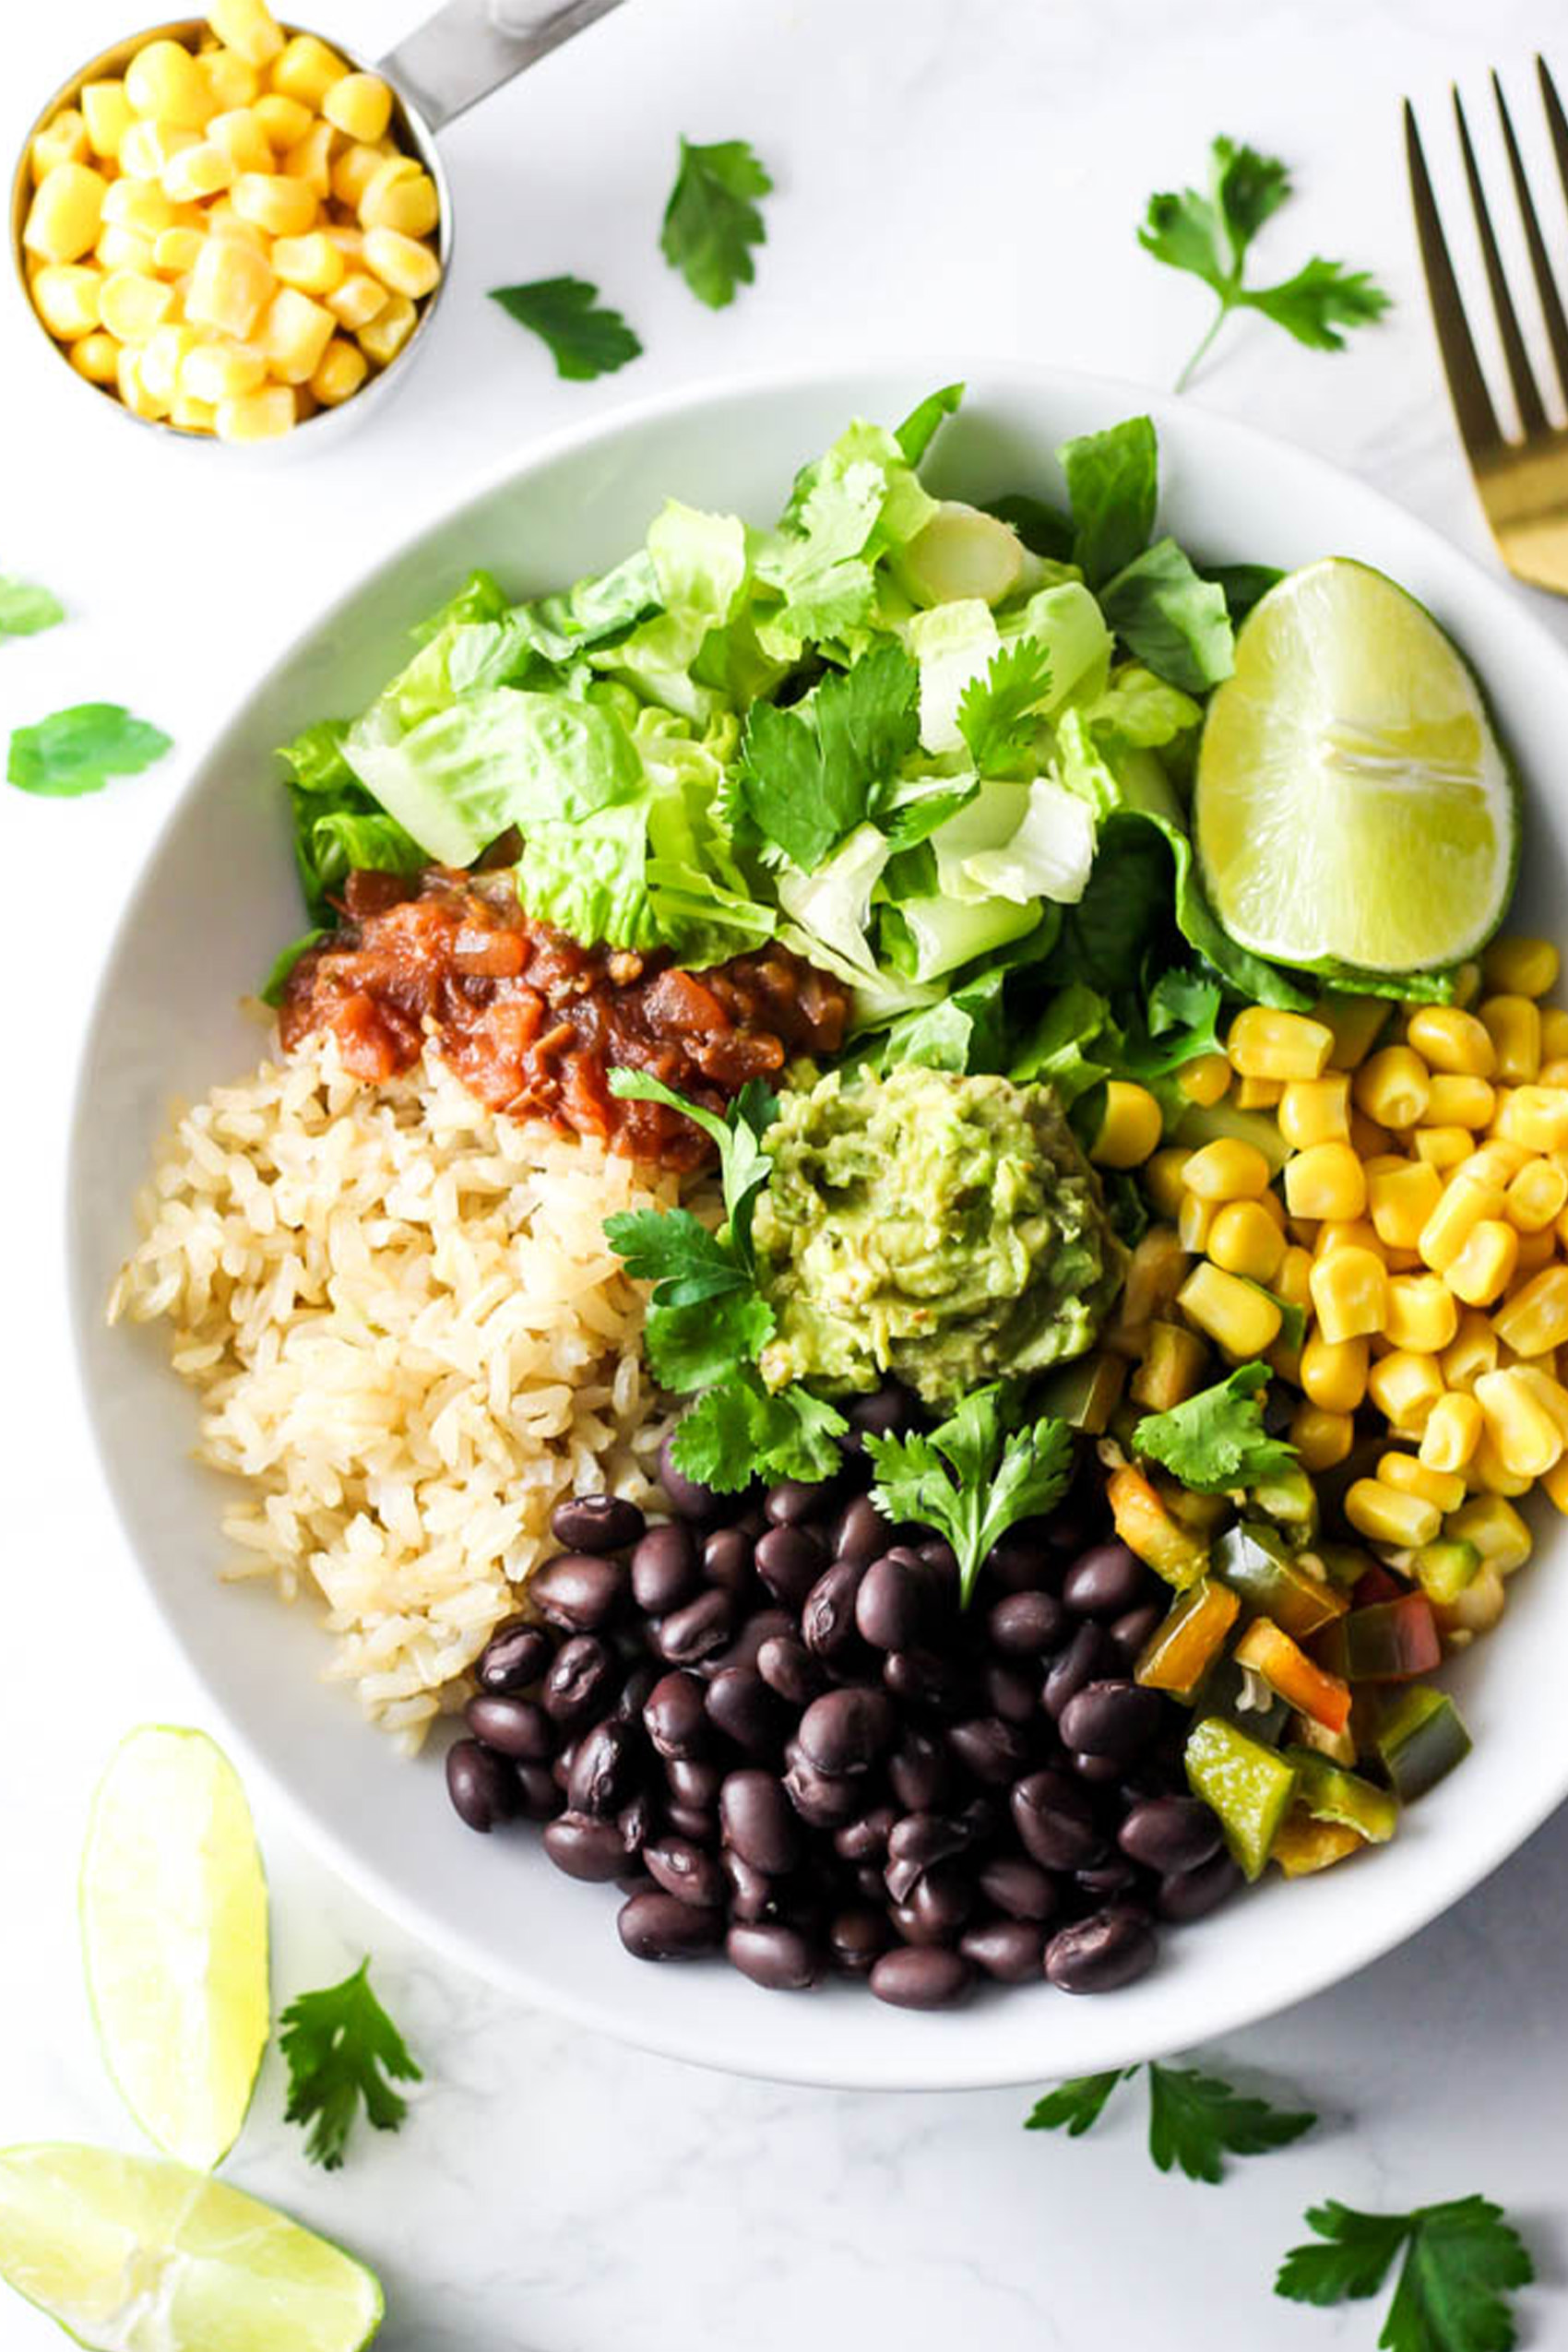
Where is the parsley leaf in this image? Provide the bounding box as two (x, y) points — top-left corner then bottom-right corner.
(0, 575), (65, 637)
(279, 1957), (422, 2170)
(867, 1385), (1074, 1606)
(1276, 2196), (1533, 2352)
(672, 1368), (849, 1490)
(488, 276), (642, 381)
(1139, 135), (1391, 389)
(7, 702), (172, 798)
(1025, 2071), (1133, 2137)
(1146, 2063), (1314, 2183)
(1134, 1362), (1297, 1493)
(660, 137), (772, 308)
(738, 643), (920, 869)
(956, 638), (1054, 776)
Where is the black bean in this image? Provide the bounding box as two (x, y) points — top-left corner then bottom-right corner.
(515, 1762), (563, 1822)
(475, 1618), (552, 1694)
(644, 1835), (725, 1910)
(1011, 1770), (1105, 1871)
(1077, 1856), (1145, 1900)
(754, 1524), (826, 1610)
(908, 1862), (974, 1941)
(885, 1812), (973, 1900)
(766, 1477), (835, 1526)
(1062, 1540), (1146, 1620)
(917, 1535), (960, 1588)
(659, 1431), (726, 1520)
(782, 1744), (862, 1828)
(834, 1805), (897, 1864)
(615, 1661), (659, 1725)
(616, 1788), (654, 1857)
(566, 1720), (638, 1817)
(551, 1740), (577, 1791)
(654, 1589), (735, 1666)
(978, 1854), (1059, 1923)
(800, 1558), (868, 1659)
(719, 1769), (801, 1875)
(946, 1716), (1032, 1786)
(854, 1861), (888, 1903)
(530, 1550), (627, 1633)
(1109, 1602), (1164, 1661)
(644, 1669), (708, 1761)
(713, 1608), (794, 1675)
(445, 1739), (518, 1832)
(551, 1493), (645, 1554)
(833, 1494), (887, 1563)
(1059, 1679), (1163, 1762)
(987, 1589), (1066, 1659)
(705, 1666), (788, 1757)
(869, 1947), (972, 2009)
(829, 1904), (890, 1974)
(888, 1728), (956, 1813)
(980, 1660), (1039, 1725)
(756, 1633), (826, 1706)
(722, 1849), (783, 1922)
(542, 1635), (616, 1728)
(961, 1917), (1045, 1982)
(542, 1812), (627, 1882)
(665, 1802), (717, 1843)
(982, 1532), (1051, 1593)
(847, 1385), (918, 1441)
(855, 1552), (931, 1651)
(1158, 1850), (1243, 1924)
(1070, 1750), (1125, 1786)
(727, 1922), (823, 1990)
(1120, 1796), (1223, 1876)
(884, 1648), (968, 1716)
(666, 1755), (721, 1810)
(1041, 1622), (1116, 1720)
(618, 1891), (723, 1960)
(798, 1686), (894, 1775)
(1044, 1906), (1158, 1993)
(631, 1524), (700, 1615)
(702, 1526), (756, 1597)
(464, 1693), (554, 1761)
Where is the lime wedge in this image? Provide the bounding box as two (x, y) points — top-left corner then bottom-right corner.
(1194, 557), (1517, 973)
(0, 2144), (382, 2351)
(81, 1728), (269, 2173)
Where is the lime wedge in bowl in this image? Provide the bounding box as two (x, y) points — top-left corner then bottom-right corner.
(80, 1727), (269, 2173)
(1194, 556), (1517, 973)
(0, 2145), (382, 2350)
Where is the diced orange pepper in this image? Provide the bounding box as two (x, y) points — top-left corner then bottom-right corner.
(1234, 1617), (1354, 1735)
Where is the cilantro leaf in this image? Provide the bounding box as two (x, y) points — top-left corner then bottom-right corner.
(1025, 2071), (1132, 2137)
(1146, 2063), (1314, 2184)
(601, 1206), (753, 1307)
(660, 137), (772, 308)
(7, 702), (172, 798)
(671, 1370), (849, 1491)
(867, 1385), (1074, 1606)
(644, 1291), (777, 1390)
(1099, 538), (1234, 694)
(279, 1957), (422, 2170)
(608, 1069), (778, 1265)
(0, 575), (65, 638)
(1139, 135), (1391, 389)
(488, 276), (642, 381)
(1134, 1363), (1297, 1493)
(956, 638), (1054, 776)
(738, 643), (920, 869)
(1058, 416), (1158, 586)
(1276, 2196), (1533, 2352)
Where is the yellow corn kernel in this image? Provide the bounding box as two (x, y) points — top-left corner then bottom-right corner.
(178, 335), (266, 401)
(1310, 1244), (1388, 1346)
(1426, 1072), (1497, 1129)
(362, 222), (440, 302)
(198, 47), (259, 112)
(103, 179), (178, 241)
(270, 31), (349, 108)
(1479, 994), (1541, 1084)
(125, 39), (214, 132)
(270, 231), (345, 295)
(169, 386), (217, 432)
(1277, 1074), (1350, 1150)
(24, 162), (108, 265)
(1445, 1218), (1519, 1308)
(1143, 1147), (1191, 1222)
(359, 156), (439, 237)
(1440, 1312), (1500, 1396)
(205, 202), (269, 255)
(1235, 1076), (1284, 1109)
(208, 0), (286, 68)
(357, 291), (417, 365)
(1346, 1478), (1442, 1548)
(1408, 1004), (1496, 1078)
(1313, 993), (1388, 1071)
(1348, 1111), (1394, 1160)
(1182, 1138), (1272, 1202)
(135, 319), (196, 405)
(306, 333), (368, 407)
(1474, 1367), (1563, 1478)
(322, 71), (394, 144)
(1491, 1262), (1568, 1358)
(69, 329), (120, 384)
(95, 225), (157, 274)
(1542, 1058), (1568, 1087)
(81, 81), (135, 160)
(99, 268), (174, 342)
(161, 140), (234, 202)
(230, 170), (315, 237)
(1365, 1159), (1443, 1253)
(283, 119), (335, 198)
(1088, 1081), (1162, 1170)
(1275, 1243), (1313, 1312)
(1507, 1157), (1568, 1232)
(1514, 1226), (1557, 1277)
(1291, 1403), (1355, 1472)
(1414, 1125), (1473, 1171)
(1315, 1216), (1381, 1258)
(1283, 1140), (1367, 1224)
(184, 232), (273, 335)
(1543, 1455), (1568, 1513)
(1353, 1044), (1431, 1130)
(325, 268), (387, 330)
(30, 263), (102, 339)
(255, 284), (334, 382)
(253, 91), (313, 149)
(31, 109), (89, 179)
(1484, 936), (1560, 1000)
(1513, 1361), (1568, 1437)
(118, 121), (198, 184)
(206, 106), (274, 175)
(214, 381), (295, 440)
(1176, 1052), (1230, 1108)
(1300, 1331), (1370, 1412)
(1541, 1007), (1568, 1062)
(1206, 1199), (1287, 1285)
(1418, 1172), (1505, 1274)
(1458, 1140), (1531, 1187)
(1420, 1390), (1485, 1472)
(1469, 1430), (1529, 1493)
(1383, 1272), (1459, 1355)
(1226, 1006), (1334, 1082)
(1495, 1085), (1568, 1154)
(1119, 1229), (1192, 1327)
(114, 340), (167, 419)
(1177, 1192), (1216, 1253)
(1447, 1493), (1533, 1573)
(1379, 1451), (1467, 1514)
(1367, 1348), (1444, 1435)
(152, 224), (205, 275)
(328, 140), (386, 211)
(1177, 1262), (1282, 1357)
(1128, 1320), (1209, 1412)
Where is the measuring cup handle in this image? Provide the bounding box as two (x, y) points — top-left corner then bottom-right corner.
(379, 0), (629, 133)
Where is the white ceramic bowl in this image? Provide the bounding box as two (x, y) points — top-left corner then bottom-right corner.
(68, 361), (1568, 2090)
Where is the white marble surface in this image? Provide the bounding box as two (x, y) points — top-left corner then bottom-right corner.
(5, 0), (1568, 2343)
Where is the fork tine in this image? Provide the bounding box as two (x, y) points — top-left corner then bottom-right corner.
(1405, 100), (1503, 454)
(1493, 69), (1568, 407)
(1538, 57), (1568, 234)
(1453, 85), (1549, 435)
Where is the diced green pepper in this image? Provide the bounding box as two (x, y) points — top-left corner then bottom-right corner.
(1134, 1578), (1241, 1703)
(1194, 1655), (1291, 1746)
(1376, 1685), (1472, 1801)
(1318, 1594), (1442, 1682)
(1213, 1522), (1348, 1640)
(1409, 1538), (1481, 1609)
(1310, 1542), (1379, 1591)
(1284, 1747), (1399, 1843)
(1250, 1462), (1318, 1538)
(1037, 1350), (1127, 1435)
(1185, 1716), (1300, 1881)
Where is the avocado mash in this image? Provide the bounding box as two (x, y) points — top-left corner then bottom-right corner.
(753, 1065), (1123, 1407)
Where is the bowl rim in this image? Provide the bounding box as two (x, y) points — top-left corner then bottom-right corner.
(65, 352), (1568, 2088)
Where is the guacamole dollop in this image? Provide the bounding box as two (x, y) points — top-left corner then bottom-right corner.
(753, 1065), (1123, 1408)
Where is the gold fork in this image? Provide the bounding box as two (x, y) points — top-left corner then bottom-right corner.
(1406, 58), (1568, 592)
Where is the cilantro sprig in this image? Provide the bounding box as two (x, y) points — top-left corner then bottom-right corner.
(1139, 135), (1391, 389)
(0, 574), (65, 639)
(488, 275), (642, 381)
(7, 702), (172, 799)
(660, 137), (773, 309)
(279, 1957), (422, 2171)
(865, 1384), (1073, 1607)
(738, 641), (920, 870)
(1027, 2060), (1315, 2183)
(1277, 2196), (1533, 2352)
(1134, 1362), (1298, 1493)
(955, 638), (1054, 776)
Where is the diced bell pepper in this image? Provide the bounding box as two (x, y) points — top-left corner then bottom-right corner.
(1212, 1522), (1347, 1640)
(1184, 1716), (1301, 1881)
(1375, 1686), (1473, 1800)
(1134, 1578), (1241, 1703)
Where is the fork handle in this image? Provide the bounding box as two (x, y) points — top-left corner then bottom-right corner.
(380, 0), (630, 133)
